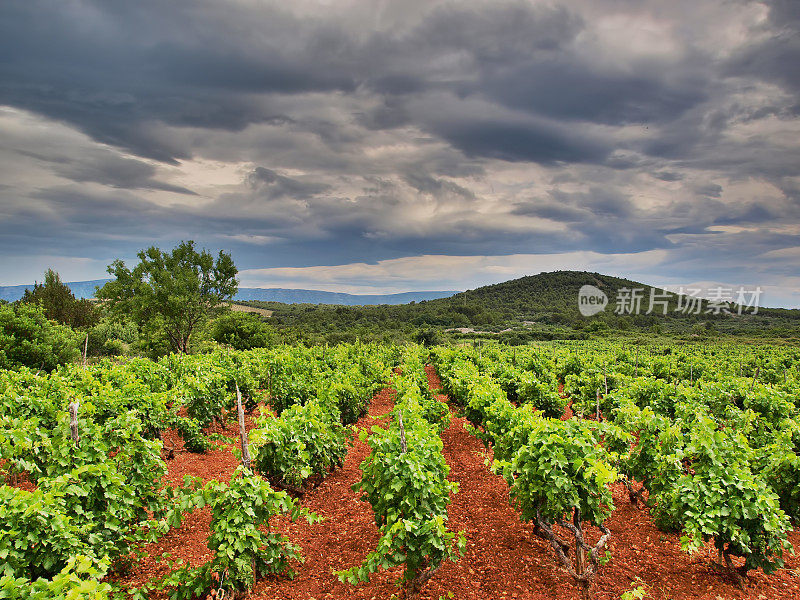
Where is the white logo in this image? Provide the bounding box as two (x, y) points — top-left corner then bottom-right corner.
(578, 285), (608, 316)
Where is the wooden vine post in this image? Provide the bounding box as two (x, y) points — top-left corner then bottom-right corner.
(68, 401), (80, 444)
(235, 381), (258, 585)
(235, 382), (251, 472)
(82, 333), (88, 370)
(397, 411), (407, 454)
(749, 366), (761, 393)
(595, 388), (601, 422)
(574, 508), (585, 579)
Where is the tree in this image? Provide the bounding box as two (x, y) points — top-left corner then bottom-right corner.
(0, 302), (81, 371)
(97, 241), (238, 354)
(21, 269), (97, 329)
(211, 311), (273, 350)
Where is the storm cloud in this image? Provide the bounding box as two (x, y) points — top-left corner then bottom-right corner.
(0, 0), (799, 306)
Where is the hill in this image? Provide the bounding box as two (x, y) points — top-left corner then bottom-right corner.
(242, 271), (800, 344)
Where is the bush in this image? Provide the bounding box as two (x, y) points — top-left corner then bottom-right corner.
(663, 414), (792, 580)
(0, 303), (80, 371)
(250, 401), (350, 488)
(160, 468), (319, 598)
(339, 414), (464, 598)
(87, 317), (138, 357)
(211, 311), (273, 351)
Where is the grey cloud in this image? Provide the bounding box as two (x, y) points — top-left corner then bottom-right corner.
(401, 172), (475, 199)
(653, 171), (684, 182)
(725, 0), (800, 92)
(53, 155), (197, 195)
(694, 183), (723, 198)
(0, 0), (356, 162)
(425, 110), (611, 164)
(247, 167), (331, 199)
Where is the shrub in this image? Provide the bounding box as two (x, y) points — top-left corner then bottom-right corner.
(0, 303), (80, 371)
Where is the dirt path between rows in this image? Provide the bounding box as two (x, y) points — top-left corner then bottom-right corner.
(251, 386), (401, 600)
(422, 364), (800, 600)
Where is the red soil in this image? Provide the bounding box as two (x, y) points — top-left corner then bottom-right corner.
(117, 371), (800, 600)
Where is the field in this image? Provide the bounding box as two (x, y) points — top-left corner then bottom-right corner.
(1, 341), (799, 600)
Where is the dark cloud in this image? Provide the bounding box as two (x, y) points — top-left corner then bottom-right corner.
(53, 155), (197, 195)
(246, 167), (331, 199)
(401, 172), (475, 198)
(426, 112), (611, 164)
(725, 0), (800, 92)
(484, 61), (707, 126)
(0, 1), (799, 305)
(694, 183), (723, 198)
(0, 0), (356, 161)
(653, 171), (684, 182)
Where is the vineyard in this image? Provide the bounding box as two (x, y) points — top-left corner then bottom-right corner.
(1, 341), (799, 599)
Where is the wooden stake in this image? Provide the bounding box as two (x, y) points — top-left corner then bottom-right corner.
(82, 333), (88, 370)
(749, 366), (760, 393)
(236, 383), (251, 472)
(68, 401), (80, 443)
(398, 411), (407, 454)
(596, 388), (601, 422)
(574, 508), (586, 577)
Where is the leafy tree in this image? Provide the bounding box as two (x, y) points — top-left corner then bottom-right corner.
(21, 269), (97, 329)
(210, 310), (273, 350)
(98, 241), (237, 355)
(86, 316), (138, 356)
(0, 303), (81, 371)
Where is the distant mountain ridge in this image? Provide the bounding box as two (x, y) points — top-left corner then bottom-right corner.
(0, 279), (458, 306)
(232, 287), (459, 305)
(0, 279), (111, 302)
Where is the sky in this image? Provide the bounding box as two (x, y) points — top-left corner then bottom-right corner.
(1, 0), (799, 307)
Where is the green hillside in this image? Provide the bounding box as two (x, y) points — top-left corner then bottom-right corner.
(240, 271), (800, 344)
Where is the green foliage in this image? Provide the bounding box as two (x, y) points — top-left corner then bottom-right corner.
(753, 420), (800, 522)
(86, 316), (138, 357)
(339, 413), (464, 597)
(0, 303), (81, 371)
(0, 555), (113, 600)
(97, 240), (238, 355)
(620, 581), (649, 600)
(0, 486), (87, 580)
(516, 373), (566, 418)
(21, 269), (98, 330)
(210, 310), (273, 350)
(392, 349), (451, 432)
(663, 413), (792, 575)
(174, 362), (230, 429)
(499, 418), (617, 526)
(250, 400), (350, 488)
(159, 468), (319, 598)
